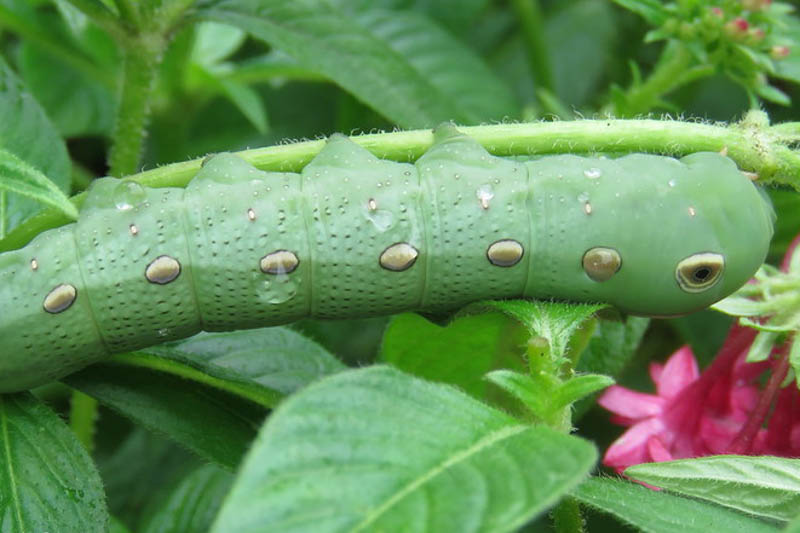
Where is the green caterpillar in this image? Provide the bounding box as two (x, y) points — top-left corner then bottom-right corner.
(0, 126), (774, 392)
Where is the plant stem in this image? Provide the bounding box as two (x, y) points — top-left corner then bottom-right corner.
(69, 390), (97, 453)
(107, 33), (164, 177)
(728, 345), (791, 454)
(612, 41), (712, 117)
(553, 497), (584, 533)
(4, 117), (799, 251)
(510, 0), (554, 92)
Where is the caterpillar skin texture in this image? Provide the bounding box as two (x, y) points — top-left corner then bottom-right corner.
(0, 127), (774, 392)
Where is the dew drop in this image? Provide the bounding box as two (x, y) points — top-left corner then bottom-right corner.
(584, 168), (602, 179)
(668, 179), (677, 187)
(262, 274), (298, 304)
(476, 184), (494, 210)
(114, 181), (147, 211)
(365, 209), (394, 232)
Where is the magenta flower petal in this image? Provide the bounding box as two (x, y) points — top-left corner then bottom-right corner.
(655, 346), (699, 399)
(604, 417), (666, 471)
(597, 386), (665, 420)
(646, 436), (673, 462)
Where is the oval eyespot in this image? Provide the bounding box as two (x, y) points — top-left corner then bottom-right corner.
(582, 247), (621, 282)
(675, 252), (724, 293)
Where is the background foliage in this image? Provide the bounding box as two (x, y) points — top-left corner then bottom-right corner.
(1, 1), (800, 532)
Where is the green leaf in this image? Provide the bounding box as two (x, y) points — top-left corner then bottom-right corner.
(18, 42), (116, 137)
(217, 78), (269, 133)
(747, 330), (781, 363)
(380, 312), (526, 399)
(572, 477), (776, 533)
(144, 327), (346, 400)
(552, 374), (615, 410)
(200, 0), (517, 127)
(63, 363), (266, 469)
(785, 512), (800, 533)
(211, 366), (597, 532)
(98, 428), (201, 528)
(755, 83), (791, 106)
(577, 315), (649, 378)
(0, 393), (109, 532)
(625, 456), (800, 522)
(140, 464), (233, 533)
(484, 369), (550, 419)
(0, 147), (78, 219)
(478, 300), (605, 360)
(610, 0), (670, 25)
(0, 57), (71, 235)
(191, 21), (246, 67)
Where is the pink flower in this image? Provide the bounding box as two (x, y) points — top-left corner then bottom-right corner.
(600, 233), (800, 473)
(598, 326), (765, 472)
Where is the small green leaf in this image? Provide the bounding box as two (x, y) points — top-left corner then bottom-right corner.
(713, 296), (773, 316)
(478, 300), (604, 361)
(191, 21), (246, 67)
(572, 477), (776, 533)
(553, 374), (615, 410)
(381, 312), (526, 399)
(625, 456), (800, 522)
(217, 78), (269, 132)
(0, 57), (71, 234)
(211, 366), (598, 532)
(747, 330), (781, 362)
(0, 147), (78, 219)
(755, 83), (791, 106)
(484, 369), (550, 419)
(0, 393), (109, 532)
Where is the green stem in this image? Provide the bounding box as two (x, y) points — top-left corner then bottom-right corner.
(69, 390), (97, 453)
(510, 0), (554, 92)
(4, 118), (799, 251)
(612, 41), (710, 117)
(552, 497), (584, 533)
(107, 34), (164, 177)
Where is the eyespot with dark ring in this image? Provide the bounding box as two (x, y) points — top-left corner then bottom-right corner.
(675, 252), (725, 293)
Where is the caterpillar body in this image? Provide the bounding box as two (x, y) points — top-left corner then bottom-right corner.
(0, 126), (774, 392)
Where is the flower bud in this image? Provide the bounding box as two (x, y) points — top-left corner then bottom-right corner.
(741, 0), (772, 10)
(771, 45), (791, 59)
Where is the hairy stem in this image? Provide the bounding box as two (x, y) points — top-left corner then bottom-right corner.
(611, 41), (712, 117)
(107, 34), (164, 177)
(3, 117), (799, 251)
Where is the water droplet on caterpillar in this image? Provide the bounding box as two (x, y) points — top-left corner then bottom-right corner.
(476, 184), (494, 209)
(114, 181), (147, 211)
(584, 168), (602, 179)
(262, 273), (298, 304)
(365, 206), (394, 232)
(668, 179), (676, 187)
